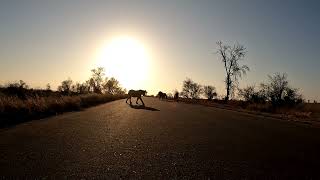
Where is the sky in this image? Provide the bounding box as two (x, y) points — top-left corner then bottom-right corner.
(0, 0), (319, 100)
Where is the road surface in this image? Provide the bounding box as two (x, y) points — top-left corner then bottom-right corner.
(0, 97), (319, 179)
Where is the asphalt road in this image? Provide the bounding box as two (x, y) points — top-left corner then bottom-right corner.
(0, 97), (320, 179)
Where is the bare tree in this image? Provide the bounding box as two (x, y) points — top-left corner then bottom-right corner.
(266, 72), (302, 105)
(216, 41), (249, 100)
(203, 85), (217, 100)
(267, 73), (288, 104)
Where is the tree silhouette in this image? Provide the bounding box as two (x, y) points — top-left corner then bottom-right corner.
(238, 73), (303, 106)
(266, 73), (302, 106)
(58, 78), (73, 94)
(173, 90), (179, 100)
(90, 67), (105, 94)
(267, 73), (288, 105)
(203, 85), (217, 100)
(103, 77), (123, 95)
(182, 78), (202, 99)
(79, 81), (91, 94)
(46, 83), (51, 91)
(216, 41), (249, 100)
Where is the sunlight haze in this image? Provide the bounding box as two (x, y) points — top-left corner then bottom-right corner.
(95, 36), (152, 90)
(0, 0), (319, 100)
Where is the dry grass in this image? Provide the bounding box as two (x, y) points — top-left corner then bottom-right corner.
(175, 98), (320, 120)
(302, 103), (320, 113)
(0, 94), (126, 127)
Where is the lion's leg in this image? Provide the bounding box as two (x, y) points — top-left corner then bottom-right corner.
(140, 97), (145, 106)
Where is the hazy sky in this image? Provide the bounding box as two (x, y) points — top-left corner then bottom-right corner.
(0, 0), (319, 100)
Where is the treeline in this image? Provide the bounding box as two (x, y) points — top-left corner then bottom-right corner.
(179, 73), (303, 107)
(0, 67), (126, 99)
(0, 80), (57, 99)
(174, 72), (311, 118)
(214, 41), (303, 107)
(238, 73), (303, 107)
(179, 78), (217, 100)
(175, 41), (304, 112)
(57, 67), (126, 95)
(0, 67), (126, 127)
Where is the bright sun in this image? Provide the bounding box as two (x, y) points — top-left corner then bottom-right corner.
(96, 36), (150, 89)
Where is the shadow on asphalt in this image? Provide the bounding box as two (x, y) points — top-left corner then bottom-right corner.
(129, 104), (160, 111)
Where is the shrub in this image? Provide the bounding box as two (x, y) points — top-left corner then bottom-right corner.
(238, 73), (303, 107)
(238, 85), (267, 103)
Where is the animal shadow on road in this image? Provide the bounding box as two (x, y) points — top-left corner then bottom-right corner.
(129, 104), (160, 111)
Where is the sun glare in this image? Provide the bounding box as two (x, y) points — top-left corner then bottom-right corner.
(96, 36), (150, 90)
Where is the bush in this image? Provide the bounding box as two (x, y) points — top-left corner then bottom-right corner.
(238, 73), (303, 107)
(238, 85), (267, 103)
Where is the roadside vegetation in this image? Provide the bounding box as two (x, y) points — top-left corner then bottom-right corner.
(167, 41), (319, 121)
(175, 74), (313, 119)
(0, 68), (126, 127)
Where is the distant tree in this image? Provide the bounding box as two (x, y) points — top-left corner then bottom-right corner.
(90, 67), (105, 94)
(73, 82), (81, 93)
(167, 93), (173, 99)
(238, 85), (255, 101)
(182, 78), (202, 99)
(266, 73), (302, 106)
(267, 73), (288, 105)
(8, 80), (29, 89)
(257, 83), (270, 102)
(58, 78), (73, 94)
(238, 73), (303, 106)
(103, 77), (123, 95)
(203, 85), (217, 100)
(71, 83), (79, 93)
(283, 87), (303, 105)
(190, 82), (202, 99)
(173, 90), (179, 100)
(5, 80), (29, 99)
(46, 83), (51, 91)
(79, 81), (91, 94)
(216, 41), (249, 100)
(18, 80), (29, 89)
(182, 78), (193, 98)
(238, 85), (266, 103)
